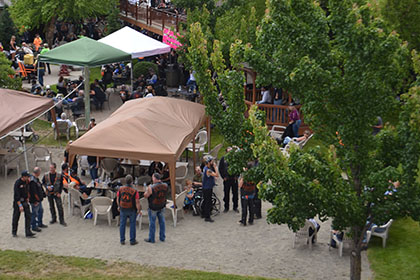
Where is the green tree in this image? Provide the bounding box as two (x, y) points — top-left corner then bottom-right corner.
(172, 0), (215, 13)
(9, 0), (114, 46)
(0, 52), (21, 89)
(242, 0), (420, 279)
(377, 0), (420, 51)
(105, 0), (121, 35)
(0, 7), (17, 50)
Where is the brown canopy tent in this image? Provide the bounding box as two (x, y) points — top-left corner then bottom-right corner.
(69, 96), (207, 206)
(0, 88), (56, 138)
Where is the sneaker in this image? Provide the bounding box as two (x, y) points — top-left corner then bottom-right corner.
(49, 220), (57, 224)
(39, 224), (48, 228)
(205, 218), (214, 223)
(144, 238), (155, 243)
(120, 241), (125, 245)
(223, 209), (229, 213)
(60, 222), (67, 227)
(130, 241), (138, 246)
(32, 227), (42, 232)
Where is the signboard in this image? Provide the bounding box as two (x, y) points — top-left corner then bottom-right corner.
(163, 28), (182, 49)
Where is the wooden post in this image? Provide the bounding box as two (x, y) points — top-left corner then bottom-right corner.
(162, 13), (165, 31)
(169, 162), (176, 208)
(135, 2), (138, 20)
(176, 12), (179, 32)
(146, 6), (149, 25)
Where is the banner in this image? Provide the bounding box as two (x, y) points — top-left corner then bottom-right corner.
(163, 28), (182, 49)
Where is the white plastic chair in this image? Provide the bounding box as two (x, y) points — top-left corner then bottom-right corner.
(175, 163), (188, 193)
(269, 125), (286, 139)
(91, 196), (113, 226)
(366, 219), (393, 248)
(75, 117), (88, 132)
(100, 158), (119, 180)
(3, 153), (20, 179)
(329, 229), (353, 257)
(54, 121), (70, 140)
(203, 143), (223, 162)
(69, 188), (91, 218)
(292, 220), (317, 249)
(187, 130), (208, 154)
(32, 147), (52, 166)
(138, 197), (149, 230)
(166, 190), (187, 227)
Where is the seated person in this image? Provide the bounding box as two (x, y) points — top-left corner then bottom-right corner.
(131, 88), (143, 99)
(45, 85), (56, 98)
(69, 169), (92, 205)
(71, 90), (85, 116)
(146, 69), (158, 85)
(308, 218), (320, 244)
(119, 85), (131, 103)
(133, 75), (145, 90)
(57, 76), (67, 94)
(257, 87), (272, 104)
(330, 229), (344, 248)
(275, 123), (294, 146)
(102, 65), (113, 88)
(283, 130), (311, 146)
(183, 179), (194, 211)
(192, 166), (203, 188)
(88, 118), (96, 131)
(52, 112), (72, 128)
(144, 85), (154, 98)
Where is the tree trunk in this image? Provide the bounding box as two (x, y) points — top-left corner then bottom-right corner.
(350, 229), (362, 280)
(45, 16), (56, 48)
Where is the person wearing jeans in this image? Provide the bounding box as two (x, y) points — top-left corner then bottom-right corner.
(29, 167), (47, 232)
(144, 173), (168, 243)
(147, 208), (166, 243)
(117, 175), (140, 245)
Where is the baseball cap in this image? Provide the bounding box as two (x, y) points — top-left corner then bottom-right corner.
(21, 170), (30, 177)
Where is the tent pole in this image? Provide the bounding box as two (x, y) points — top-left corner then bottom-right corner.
(21, 127), (29, 171)
(206, 116), (211, 153)
(170, 162), (176, 209)
(130, 60), (134, 93)
(84, 67), (91, 128)
(192, 140), (196, 171)
(37, 60), (39, 87)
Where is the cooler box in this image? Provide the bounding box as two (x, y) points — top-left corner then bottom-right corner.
(24, 54), (34, 65)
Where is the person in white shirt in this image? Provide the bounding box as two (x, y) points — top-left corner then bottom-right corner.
(257, 87), (272, 104)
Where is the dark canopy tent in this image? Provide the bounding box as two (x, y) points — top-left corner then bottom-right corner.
(39, 37), (131, 125)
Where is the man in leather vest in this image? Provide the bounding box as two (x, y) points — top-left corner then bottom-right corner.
(144, 173), (168, 243)
(12, 170), (35, 238)
(42, 163), (66, 226)
(117, 175), (140, 245)
(238, 162), (257, 226)
(218, 147), (239, 213)
(29, 167), (47, 232)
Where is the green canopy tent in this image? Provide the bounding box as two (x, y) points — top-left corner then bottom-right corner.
(39, 37), (131, 125)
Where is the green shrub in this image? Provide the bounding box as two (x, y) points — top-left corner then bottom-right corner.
(133, 61), (158, 79)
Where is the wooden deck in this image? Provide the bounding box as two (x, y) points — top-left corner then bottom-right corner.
(119, 0), (186, 35)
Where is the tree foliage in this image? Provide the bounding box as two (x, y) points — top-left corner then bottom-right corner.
(242, 0), (420, 279)
(105, 0), (121, 35)
(0, 52), (21, 90)
(377, 0), (420, 51)
(9, 0), (114, 45)
(0, 7), (17, 50)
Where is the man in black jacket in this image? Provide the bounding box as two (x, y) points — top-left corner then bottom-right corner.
(218, 147), (239, 213)
(42, 163), (66, 226)
(29, 167), (47, 232)
(12, 170), (35, 238)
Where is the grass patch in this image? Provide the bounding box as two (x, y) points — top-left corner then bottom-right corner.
(32, 119), (81, 148)
(0, 250), (274, 280)
(368, 218), (420, 280)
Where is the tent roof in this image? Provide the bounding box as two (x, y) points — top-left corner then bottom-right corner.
(39, 37), (131, 67)
(69, 97), (206, 163)
(99, 26), (171, 59)
(0, 89), (54, 138)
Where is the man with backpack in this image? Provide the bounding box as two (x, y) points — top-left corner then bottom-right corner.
(117, 175), (140, 245)
(144, 173), (168, 243)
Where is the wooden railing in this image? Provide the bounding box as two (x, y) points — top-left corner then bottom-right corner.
(119, 0), (187, 33)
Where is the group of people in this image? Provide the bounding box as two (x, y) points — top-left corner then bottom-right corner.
(12, 163), (67, 238)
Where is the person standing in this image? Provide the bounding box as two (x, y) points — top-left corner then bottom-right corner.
(42, 163), (67, 226)
(40, 43), (51, 74)
(144, 173), (168, 243)
(12, 171), (35, 238)
(202, 156), (219, 223)
(238, 162), (257, 226)
(117, 175), (140, 245)
(33, 34), (43, 52)
(219, 147), (239, 213)
(29, 167), (47, 233)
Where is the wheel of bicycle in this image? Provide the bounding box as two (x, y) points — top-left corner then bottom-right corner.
(210, 193), (221, 216)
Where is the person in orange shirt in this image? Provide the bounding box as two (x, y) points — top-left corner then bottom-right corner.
(33, 34), (43, 52)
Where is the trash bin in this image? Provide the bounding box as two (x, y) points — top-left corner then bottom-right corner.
(165, 64), (179, 87)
